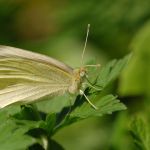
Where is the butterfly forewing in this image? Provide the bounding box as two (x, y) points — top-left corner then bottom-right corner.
(0, 58), (72, 83)
(0, 45), (73, 73)
(0, 46), (74, 108)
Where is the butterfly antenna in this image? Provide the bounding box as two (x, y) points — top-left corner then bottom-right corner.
(81, 24), (90, 66)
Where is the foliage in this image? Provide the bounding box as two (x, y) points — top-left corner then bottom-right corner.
(0, 55), (129, 150)
(0, 0), (149, 149)
(130, 116), (150, 150)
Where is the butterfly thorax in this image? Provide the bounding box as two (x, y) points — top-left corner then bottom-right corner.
(68, 67), (86, 94)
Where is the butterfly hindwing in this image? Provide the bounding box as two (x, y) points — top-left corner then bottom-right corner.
(0, 83), (69, 108)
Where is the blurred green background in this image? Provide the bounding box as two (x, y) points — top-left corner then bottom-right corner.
(0, 0), (150, 150)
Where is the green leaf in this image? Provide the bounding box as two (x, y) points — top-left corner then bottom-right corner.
(14, 105), (42, 121)
(0, 118), (37, 150)
(70, 95), (126, 119)
(130, 116), (150, 150)
(96, 54), (131, 90)
(0, 105), (47, 150)
(40, 113), (57, 135)
(53, 94), (126, 133)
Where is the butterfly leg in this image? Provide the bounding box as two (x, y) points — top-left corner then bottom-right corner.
(79, 90), (98, 110)
(83, 82), (102, 91)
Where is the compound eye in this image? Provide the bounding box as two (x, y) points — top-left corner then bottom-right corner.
(80, 71), (85, 77)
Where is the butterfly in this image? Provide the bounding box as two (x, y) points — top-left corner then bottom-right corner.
(0, 25), (100, 109)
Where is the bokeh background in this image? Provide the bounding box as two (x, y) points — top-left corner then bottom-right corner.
(0, 0), (150, 150)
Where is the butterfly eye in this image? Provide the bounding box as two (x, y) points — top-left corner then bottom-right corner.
(80, 71), (85, 77)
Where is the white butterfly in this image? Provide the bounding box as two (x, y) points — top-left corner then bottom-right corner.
(0, 25), (99, 109)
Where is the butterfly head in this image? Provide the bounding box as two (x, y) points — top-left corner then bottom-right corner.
(73, 67), (87, 81)
(79, 67), (87, 77)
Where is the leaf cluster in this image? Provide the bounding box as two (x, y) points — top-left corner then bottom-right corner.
(0, 55), (129, 150)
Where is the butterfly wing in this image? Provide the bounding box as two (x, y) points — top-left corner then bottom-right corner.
(0, 83), (70, 108)
(0, 46), (74, 108)
(0, 45), (73, 74)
